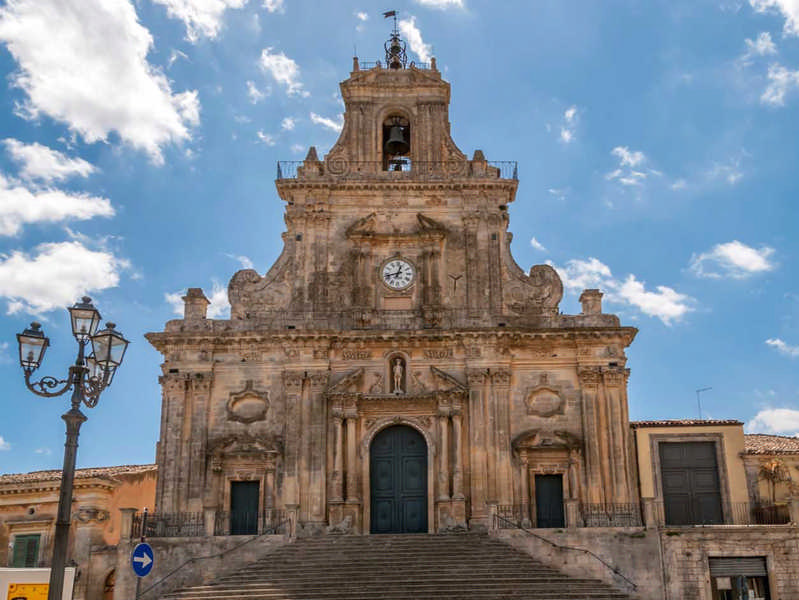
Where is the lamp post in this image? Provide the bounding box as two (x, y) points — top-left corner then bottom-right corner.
(16, 297), (129, 600)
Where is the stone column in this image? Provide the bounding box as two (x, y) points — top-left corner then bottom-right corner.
(283, 372), (304, 507)
(345, 407), (359, 502)
(438, 408), (450, 501)
(578, 367), (605, 504)
(463, 215), (481, 313)
(156, 373), (187, 513)
(265, 465), (276, 510)
(604, 367), (633, 503)
(188, 373), (212, 512)
(331, 410), (344, 502)
(519, 452), (531, 527)
(451, 411), (464, 499)
(467, 369), (489, 520)
(491, 369), (513, 505)
(308, 372), (329, 523)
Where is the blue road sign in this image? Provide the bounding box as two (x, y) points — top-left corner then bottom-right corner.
(131, 542), (154, 577)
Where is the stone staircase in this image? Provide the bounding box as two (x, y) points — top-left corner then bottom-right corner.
(161, 533), (632, 600)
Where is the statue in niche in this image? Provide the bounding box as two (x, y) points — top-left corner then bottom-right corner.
(392, 357), (405, 394)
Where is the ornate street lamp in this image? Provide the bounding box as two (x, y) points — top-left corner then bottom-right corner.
(16, 297), (129, 600)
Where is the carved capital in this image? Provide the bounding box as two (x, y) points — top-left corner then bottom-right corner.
(578, 367), (602, 388)
(491, 369), (512, 387)
(466, 368), (488, 387)
(73, 507), (110, 524)
(309, 372), (329, 389)
(190, 373), (213, 394)
(603, 367), (629, 388)
(283, 371), (303, 393)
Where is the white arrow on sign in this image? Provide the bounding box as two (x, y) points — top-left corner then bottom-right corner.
(134, 553), (152, 568)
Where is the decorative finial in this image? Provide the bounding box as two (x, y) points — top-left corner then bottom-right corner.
(383, 10), (407, 69)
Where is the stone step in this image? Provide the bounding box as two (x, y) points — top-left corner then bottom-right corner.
(161, 533), (631, 600)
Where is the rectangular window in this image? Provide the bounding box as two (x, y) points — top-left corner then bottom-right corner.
(11, 534), (40, 568)
(659, 441), (723, 525)
(710, 557), (770, 600)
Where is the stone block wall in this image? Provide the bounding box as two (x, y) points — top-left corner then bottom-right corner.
(659, 526), (799, 600)
(113, 534), (289, 600)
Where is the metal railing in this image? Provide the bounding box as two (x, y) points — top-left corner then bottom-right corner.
(135, 518), (291, 600)
(276, 160), (517, 180)
(357, 61), (431, 70)
(495, 504), (532, 528)
(731, 502), (790, 525)
(493, 513), (637, 592)
(131, 512), (205, 538)
(214, 509), (288, 536)
(581, 503), (642, 527)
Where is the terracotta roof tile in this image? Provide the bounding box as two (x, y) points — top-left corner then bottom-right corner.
(743, 434), (799, 455)
(631, 419), (742, 428)
(0, 464), (156, 486)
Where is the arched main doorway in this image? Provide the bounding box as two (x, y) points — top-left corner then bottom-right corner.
(370, 425), (428, 533)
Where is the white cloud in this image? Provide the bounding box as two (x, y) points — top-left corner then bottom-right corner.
(399, 16), (432, 63)
(167, 49), (189, 68)
(548, 188), (568, 201)
(747, 407), (799, 435)
(260, 47), (308, 97)
(689, 240), (776, 279)
(310, 112), (344, 133)
(415, 0), (464, 8)
(0, 436), (9, 451)
(750, 0), (799, 36)
(553, 257), (693, 325)
(166, 280), (229, 318)
(256, 131), (276, 145)
(706, 158), (744, 185)
(4, 139), (96, 183)
(281, 117), (296, 131)
(0, 241), (128, 314)
(615, 275), (693, 324)
(150, 0), (247, 42)
(671, 178), (687, 190)
(246, 80), (267, 103)
(559, 105), (578, 143)
(226, 254), (254, 269)
(611, 146), (646, 167)
(355, 11), (368, 21)
(0, 174), (114, 236)
(761, 62), (799, 105)
(530, 237), (547, 252)
(34, 447), (51, 455)
(290, 144), (305, 154)
(740, 31), (778, 64)
(263, 0), (284, 13)
(0, 0), (200, 165)
(765, 338), (799, 357)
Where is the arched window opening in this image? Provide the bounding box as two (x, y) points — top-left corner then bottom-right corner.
(102, 570), (115, 600)
(382, 116), (410, 171)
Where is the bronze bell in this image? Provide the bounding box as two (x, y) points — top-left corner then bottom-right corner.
(384, 126), (409, 155)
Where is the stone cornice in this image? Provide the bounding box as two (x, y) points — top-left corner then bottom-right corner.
(275, 179), (518, 195)
(146, 326), (638, 353)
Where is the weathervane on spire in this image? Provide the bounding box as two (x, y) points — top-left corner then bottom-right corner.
(383, 10), (407, 69)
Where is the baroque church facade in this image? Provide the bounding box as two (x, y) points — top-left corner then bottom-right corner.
(146, 33), (638, 537)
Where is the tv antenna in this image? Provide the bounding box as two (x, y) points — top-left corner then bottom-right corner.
(696, 387), (712, 419)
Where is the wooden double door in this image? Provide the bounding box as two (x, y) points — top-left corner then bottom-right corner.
(370, 425), (428, 533)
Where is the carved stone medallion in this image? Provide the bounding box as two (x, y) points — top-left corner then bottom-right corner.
(227, 380), (269, 424)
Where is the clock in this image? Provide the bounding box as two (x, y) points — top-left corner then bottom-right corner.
(381, 258), (415, 290)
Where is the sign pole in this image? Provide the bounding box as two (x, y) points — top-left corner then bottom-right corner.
(135, 508), (148, 600)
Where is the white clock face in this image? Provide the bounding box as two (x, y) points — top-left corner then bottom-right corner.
(382, 259), (415, 290)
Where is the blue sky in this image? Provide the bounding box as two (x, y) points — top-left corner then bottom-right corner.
(0, 0), (798, 474)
